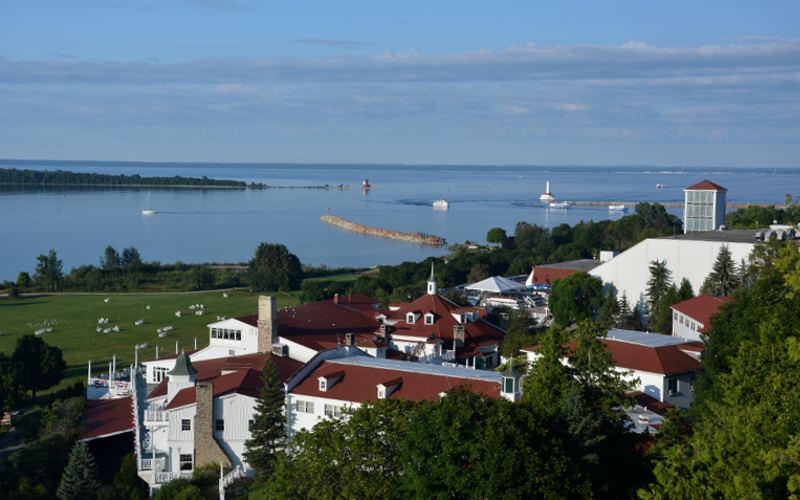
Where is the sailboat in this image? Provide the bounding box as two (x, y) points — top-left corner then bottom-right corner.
(141, 192), (157, 216)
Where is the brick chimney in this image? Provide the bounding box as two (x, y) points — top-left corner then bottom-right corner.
(193, 382), (232, 468)
(257, 295), (276, 353)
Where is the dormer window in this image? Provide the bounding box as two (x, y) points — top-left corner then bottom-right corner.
(317, 371), (344, 392)
(406, 312), (419, 324)
(377, 378), (402, 399)
(424, 313), (435, 325)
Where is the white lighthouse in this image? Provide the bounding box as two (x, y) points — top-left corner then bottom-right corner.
(539, 180), (555, 203)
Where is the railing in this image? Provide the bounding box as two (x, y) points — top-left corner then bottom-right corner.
(156, 471), (178, 484)
(221, 465), (246, 488)
(139, 457), (166, 471)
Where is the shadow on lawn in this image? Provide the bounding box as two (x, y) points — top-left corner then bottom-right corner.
(0, 300), (46, 308)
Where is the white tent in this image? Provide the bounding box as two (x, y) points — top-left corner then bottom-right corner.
(464, 276), (525, 294)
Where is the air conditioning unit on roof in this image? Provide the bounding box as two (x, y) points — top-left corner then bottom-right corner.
(271, 344), (288, 357)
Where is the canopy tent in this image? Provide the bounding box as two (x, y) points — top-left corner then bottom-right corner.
(464, 276), (526, 294)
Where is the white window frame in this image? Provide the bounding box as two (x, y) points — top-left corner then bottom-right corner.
(324, 404), (342, 418)
(179, 453), (193, 471)
(406, 313), (416, 324)
(181, 419), (191, 431)
(424, 313), (434, 325)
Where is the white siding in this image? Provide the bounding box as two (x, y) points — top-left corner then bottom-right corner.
(590, 238), (753, 309)
(671, 310), (704, 342)
(286, 393), (359, 436)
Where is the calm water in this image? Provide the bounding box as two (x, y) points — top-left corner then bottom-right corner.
(1, 160), (798, 281)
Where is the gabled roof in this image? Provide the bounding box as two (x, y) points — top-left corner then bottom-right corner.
(671, 294), (731, 332)
(383, 293), (504, 360)
(290, 359), (501, 403)
(81, 397), (134, 441)
(147, 352), (302, 400)
(166, 367), (264, 410)
(685, 179), (727, 192)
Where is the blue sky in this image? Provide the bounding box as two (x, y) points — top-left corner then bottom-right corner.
(1, 1), (799, 166)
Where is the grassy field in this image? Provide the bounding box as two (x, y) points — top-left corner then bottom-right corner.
(0, 290), (302, 392)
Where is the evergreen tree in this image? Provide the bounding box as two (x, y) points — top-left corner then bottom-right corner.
(500, 310), (535, 358)
(653, 285), (678, 334)
(677, 278), (694, 302)
(244, 358), (286, 478)
(101, 246), (120, 272)
(646, 260), (672, 319)
(616, 292), (631, 328)
(701, 245), (741, 296)
(57, 441), (101, 500)
(598, 288), (620, 328)
(521, 326), (574, 415)
(34, 249), (63, 292)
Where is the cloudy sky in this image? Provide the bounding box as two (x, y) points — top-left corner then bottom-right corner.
(2, 1), (799, 166)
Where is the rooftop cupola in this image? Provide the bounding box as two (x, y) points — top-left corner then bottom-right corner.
(427, 262), (437, 295)
(501, 363), (522, 402)
(167, 351), (197, 402)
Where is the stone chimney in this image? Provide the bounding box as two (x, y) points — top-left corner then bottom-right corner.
(193, 382), (232, 468)
(257, 295), (277, 353)
(453, 324), (465, 346)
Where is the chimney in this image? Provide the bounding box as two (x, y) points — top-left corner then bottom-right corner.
(453, 324), (465, 346)
(345, 332), (354, 346)
(378, 324), (388, 338)
(257, 295), (277, 353)
(193, 382), (232, 468)
(333, 293), (339, 305)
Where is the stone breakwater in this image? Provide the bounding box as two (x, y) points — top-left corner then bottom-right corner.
(321, 215), (447, 246)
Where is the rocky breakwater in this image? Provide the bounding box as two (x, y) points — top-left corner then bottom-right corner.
(321, 215), (447, 246)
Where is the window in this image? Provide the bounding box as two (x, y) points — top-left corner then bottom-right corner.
(236, 331), (241, 341)
(294, 400), (314, 413)
(667, 378), (678, 394)
(503, 377), (515, 393)
(377, 387), (386, 399)
(179, 454), (193, 471)
(424, 313), (434, 325)
(406, 313), (416, 324)
(181, 419), (191, 431)
(153, 367), (168, 383)
(248, 419), (254, 430)
(324, 404), (342, 418)
(673, 312), (678, 320)
(215, 419), (224, 431)
(319, 379), (327, 391)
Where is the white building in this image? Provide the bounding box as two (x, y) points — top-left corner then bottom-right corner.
(284, 354), (521, 437)
(590, 231), (755, 308)
(684, 179), (727, 233)
(522, 329), (703, 409)
(671, 294), (731, 342)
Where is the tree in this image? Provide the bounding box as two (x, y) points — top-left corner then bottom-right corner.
(646, 260), (672, 319)
(598, 288), (620, 328)
(189, 266), (215, 290)
(0, 353), (22, 415)
(486, 227), (507, 245)
(701, 244), (740, 296)
(247, 242), (302, 292)
(16, 271), (31, 288)
(500, 309), (536, 358)
(12, 335), (65, 402)
(244, 358), (286, 478)
(653, 285), (679, 334)
(548, 272), (603, 326)
(98, 454), (148, 500)
(101, 246), (120, 272)
(521, 326), (574, 415)
(35, 249), (63, 291)
(57, 441), (101, 500)
(120, 247), (142, 272)
(677, 278), (694, 301)
(466, 263), (490, 284)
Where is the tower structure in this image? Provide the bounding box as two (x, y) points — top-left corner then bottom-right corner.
(683, 180), (727, 233)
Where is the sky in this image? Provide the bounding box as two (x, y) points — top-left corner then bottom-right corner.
(1, 1), (799, 166)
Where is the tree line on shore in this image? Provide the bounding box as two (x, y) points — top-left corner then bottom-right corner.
(0, 167), (253, 188)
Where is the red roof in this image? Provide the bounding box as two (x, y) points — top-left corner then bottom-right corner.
(148, 352), (303, 400)
(685, 179), (727, 192)
(628, 391), (674, 416)
(524, 338), (701, 376)
(166, 367), (264, 410)
(671, 294), (731, 333)
(291, 361), (501, 403)
(236, 295), (381, 352)
(603, 340), (700, 375)
(530, 267), (580, 285)
(383, 293), (504, 360)
(81, 397), (134, 441)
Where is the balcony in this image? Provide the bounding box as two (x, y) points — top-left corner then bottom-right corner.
(139, 457), (165, 471)
(144, 409), (168, 424)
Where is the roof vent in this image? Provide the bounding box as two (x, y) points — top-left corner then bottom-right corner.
(271, 344), (288, 357)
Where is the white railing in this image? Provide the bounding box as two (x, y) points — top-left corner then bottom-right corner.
(156, 471), (179, 483)
(221, 465), (246, 488)
(139, 457), (165, 471)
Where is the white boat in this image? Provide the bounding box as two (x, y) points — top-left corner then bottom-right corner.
(548, 201), (569, 209)
(656, 183), (665, 189)
(539, 180), (555, 202)
(141, 192), (157, 216)
(608, 204), (627, 212)
(432, 199), (449, 210)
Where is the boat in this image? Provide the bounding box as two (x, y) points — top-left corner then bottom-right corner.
(656, 183), (665, 189)
(539, 180), (555, 202)
(548, 201), (569, 209)
(608, 204), (627, 212)
(362, 179), (371, 189)
(141, 192), (157, 216)
(432, 199), (449, 210)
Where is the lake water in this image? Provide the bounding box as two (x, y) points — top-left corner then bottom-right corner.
(1, 160), (798, 281)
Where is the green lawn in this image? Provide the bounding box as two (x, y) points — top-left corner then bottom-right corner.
(0, 290), (301, 392)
